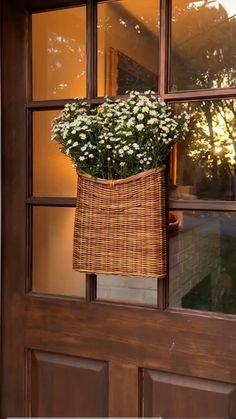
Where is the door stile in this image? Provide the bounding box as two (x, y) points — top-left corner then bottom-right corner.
(1, 0), (28, 415)
(108, 363), (139, 417)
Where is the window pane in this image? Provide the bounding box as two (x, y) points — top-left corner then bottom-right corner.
(97, 0), (160, 96)
(169, 100), (236, 201)
(32, 7), (86, 100)
(169, 211), (236, 315)
(32, 207), (85, 297)
(97, 275), (157, 306)
(171, 1), (236, 91)
(33, 111), (77, 197)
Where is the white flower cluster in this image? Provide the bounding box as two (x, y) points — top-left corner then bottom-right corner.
(51, 91), (190, 179)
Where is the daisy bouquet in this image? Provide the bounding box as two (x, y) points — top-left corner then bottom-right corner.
(52, 90), (189, 179)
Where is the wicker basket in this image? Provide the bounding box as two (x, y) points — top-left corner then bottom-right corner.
(73, 166), (167, 278)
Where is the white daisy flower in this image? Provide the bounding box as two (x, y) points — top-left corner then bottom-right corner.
(147, 118), (157, 125)
(71, 141), (78, 147)
(137, 114), (144, 121)
(162, 126), (169, 133)
(127, 119), (135, 128)
(150, 110), (157, 117)
(137, 124), (144, 131)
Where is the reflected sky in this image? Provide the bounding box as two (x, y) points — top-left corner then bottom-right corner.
(189, 0), (236, 16)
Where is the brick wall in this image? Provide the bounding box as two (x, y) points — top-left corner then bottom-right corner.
(97, 214), (221, 307)
(169, 216), (221, 307)
(97, 275), (157, 305)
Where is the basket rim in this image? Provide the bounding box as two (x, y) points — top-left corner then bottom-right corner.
(77, 165), (166, 185)
(73, 267), (166, 279)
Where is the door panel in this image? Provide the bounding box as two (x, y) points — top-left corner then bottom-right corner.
(30, 351), (108, 417)
(143, 369), (236, 418)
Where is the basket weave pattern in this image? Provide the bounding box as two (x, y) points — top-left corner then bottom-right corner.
(73, 166), (167, 278)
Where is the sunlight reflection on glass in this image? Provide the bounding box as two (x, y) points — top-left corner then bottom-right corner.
(32, 6), (86, 100)
(169, 100), (236, 200)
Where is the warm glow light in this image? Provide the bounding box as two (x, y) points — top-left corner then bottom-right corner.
(188, 102), (236, 178)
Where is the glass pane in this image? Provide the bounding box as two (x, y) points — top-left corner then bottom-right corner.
(32, 7), (86, 100)
(96, 275), (157, 306)
(169, 100), (236, 201)
(171, 1), (236, 91)
(97, 0), (160, 96)
(169, 211), (236, 315)
(33, 111), (77, 197)
(32, 207), (85, 297)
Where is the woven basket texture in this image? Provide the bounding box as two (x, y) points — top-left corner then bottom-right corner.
(73, 166), (167, 278)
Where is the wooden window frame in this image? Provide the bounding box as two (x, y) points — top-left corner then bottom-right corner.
(26, 0), (236, 311)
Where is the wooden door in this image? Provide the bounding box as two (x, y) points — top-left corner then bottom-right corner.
(2, 0), (236, 417)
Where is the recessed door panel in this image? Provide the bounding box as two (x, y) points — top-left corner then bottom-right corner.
(30, 350), (108, 417)
(143, 369), (236, 418)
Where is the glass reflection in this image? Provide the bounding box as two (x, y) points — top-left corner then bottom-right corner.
(32, 207), (85, 297)
(169, 100), (236, 201)
(169, 211), (236, 315)
(97, 0), (160, 96)
(171, 1), (236, 91)
(32, 7), (86, 100)
(33, 111), (77, 197)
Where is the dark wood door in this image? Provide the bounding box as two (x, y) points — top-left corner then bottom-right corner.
(2, 0), (236, 417)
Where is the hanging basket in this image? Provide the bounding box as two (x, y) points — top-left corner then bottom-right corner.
(73, 166), (167, 278)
